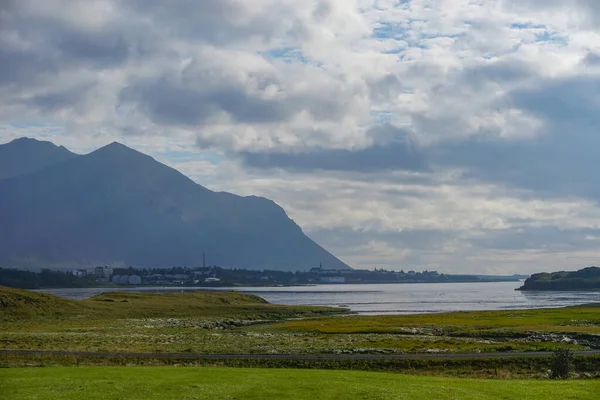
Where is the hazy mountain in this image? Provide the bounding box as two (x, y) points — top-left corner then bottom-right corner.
(0, 137), (77, 180)
(0, 139), (350, 271)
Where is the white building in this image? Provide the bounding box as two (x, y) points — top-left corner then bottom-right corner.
(320, 276), (346, 284)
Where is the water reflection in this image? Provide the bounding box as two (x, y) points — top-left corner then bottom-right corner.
(38, 281), (600, 315)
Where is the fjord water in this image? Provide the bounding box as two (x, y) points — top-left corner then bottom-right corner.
(40, 281), (600, 314)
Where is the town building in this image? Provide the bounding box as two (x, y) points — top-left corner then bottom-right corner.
(320, 276), (346, 283)
(94, 266), (113, 280)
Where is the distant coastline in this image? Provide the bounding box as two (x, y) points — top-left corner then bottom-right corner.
(517, 266), (600, 291)
(0, 266), (526, 290)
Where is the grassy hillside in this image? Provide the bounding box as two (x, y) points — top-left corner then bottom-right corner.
(0, 286), (80, 320)
(0, 286), (343, 323)
(518, 267), (600, 291)
(2, 367), (599, 400)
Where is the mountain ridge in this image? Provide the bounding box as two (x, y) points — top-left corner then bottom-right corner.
(0, 137), (77, 180)
(0, 138), (350, 271)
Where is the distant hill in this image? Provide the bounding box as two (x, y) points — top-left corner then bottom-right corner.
(0, 137), (77, 180)
(0, 139), (350, 271)
(0, 286), (341, 322)
(0, 285), (78, 321)
(0, 286), (267, 321)
(517, 266), (600, 291)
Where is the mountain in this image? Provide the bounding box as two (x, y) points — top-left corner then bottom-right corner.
(0, 137), (77, 180)
(0, 139), (350, 271)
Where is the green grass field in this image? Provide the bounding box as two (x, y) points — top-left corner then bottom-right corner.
(1, 367), (598, 400)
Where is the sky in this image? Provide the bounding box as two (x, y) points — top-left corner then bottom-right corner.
(1, 0), (600, 274)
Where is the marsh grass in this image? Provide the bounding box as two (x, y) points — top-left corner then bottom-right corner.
(1, 286), (599, 376)
(271, 306), (600, 336)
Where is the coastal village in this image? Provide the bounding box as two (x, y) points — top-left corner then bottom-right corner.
(59, 265), (523, 287)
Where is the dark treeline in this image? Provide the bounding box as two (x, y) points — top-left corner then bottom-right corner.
(0, 268), (96, 289)
(518, 266), (600, 291)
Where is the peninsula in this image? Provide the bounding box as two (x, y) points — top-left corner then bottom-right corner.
(518, 267), (600, 291)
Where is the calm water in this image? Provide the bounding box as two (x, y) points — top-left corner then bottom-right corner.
(39, 281), (600, 314)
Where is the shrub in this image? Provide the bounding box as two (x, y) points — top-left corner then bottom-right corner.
(550, 348), (573, 379)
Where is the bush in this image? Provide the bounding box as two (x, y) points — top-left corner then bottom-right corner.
(550, 348), (573, 379)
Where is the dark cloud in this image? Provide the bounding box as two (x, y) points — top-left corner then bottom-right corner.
(367, 73), (404, 103)
(434, 132), (600, 200)
(120, 77), (291, 126)
(120, 60), (354, 129)
(240, 125), (429, 172)
(56, 31), (131, 68)
(24, 83), (97, 113)
(0, 0), (17, 13)
(460, 59), (534, 89)
(0, 1), (157, 89)
(504, 0), (600, 25)
(510, 76), (600, 122)
(241, 144), (428, 172)
(235, 71), (600, 204)
(1, 0), (357, 136)
(125, 0), (295, 45)
(0, 48), (59, 87)
(583, 52), (600, 66)
(430, 75), (600, 200)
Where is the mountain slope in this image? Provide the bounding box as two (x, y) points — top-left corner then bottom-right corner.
(0, 141), (350, 271)
(0, 137), (77, 180)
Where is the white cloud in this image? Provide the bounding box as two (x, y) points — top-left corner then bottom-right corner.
(3, 0), (600, 273)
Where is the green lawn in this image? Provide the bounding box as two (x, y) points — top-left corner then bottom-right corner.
(1, 367), (598, 400)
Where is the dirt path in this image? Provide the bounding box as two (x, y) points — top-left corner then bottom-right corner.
(2, 349), (600, 360)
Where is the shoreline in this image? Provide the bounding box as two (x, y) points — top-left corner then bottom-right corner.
(32, 281), (600, 315)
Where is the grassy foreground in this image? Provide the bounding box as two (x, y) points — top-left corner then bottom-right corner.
(1, 367), (599, 400)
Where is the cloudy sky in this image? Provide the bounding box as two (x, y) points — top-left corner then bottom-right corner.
(2, 0), (600, 274)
